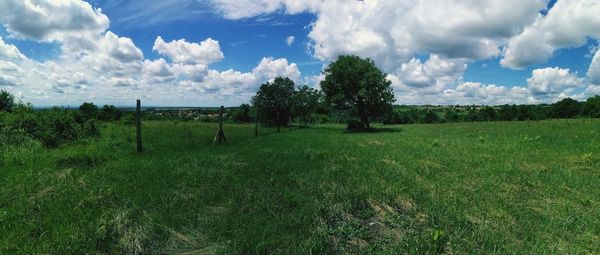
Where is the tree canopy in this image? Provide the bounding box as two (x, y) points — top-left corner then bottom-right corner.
(551, 98), (581, 119)
(583, 95), (600, 118)
(252, 77), (296, 127)
(320, 55), (395, 131)
(292, 85), (322, 127)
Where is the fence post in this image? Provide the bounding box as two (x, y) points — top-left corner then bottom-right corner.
(213, 106), (226, 146)
(136, 99), (143, 153)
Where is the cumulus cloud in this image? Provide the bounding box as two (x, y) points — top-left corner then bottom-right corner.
(588, 48), (600, 84)
(286, 36), (295, 46)
(527, 67), (584, 97)
(585, 85), (600, 97)
(0, 37), (26, 60)
(0, 0), (109, 42)
(444, 82), (534, 105)
(502, 0), (600, 69)
(153, 36), (224, 65)
(396, 55), (466, 91)
(212, 0), (544, 68)
(252, 57), (301, 83)
(0, 0), (302, 106)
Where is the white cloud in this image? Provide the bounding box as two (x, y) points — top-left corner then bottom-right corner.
(143, 58), (173, 77)
(153, 36), (224, 65)
(0, 37), (26, 60)
(212, 0), (544, 69)
(502, 0), (600, 69)
(585, 85), (600, 97)
(396, 55), (466, 91)
(527, 67), (584, 97)
(588, 48), (600, 84)
(99, 32), (144, 63)
(444, 82), (534, 105)
(286, 36), (295, 46)
(0, 0), (109, 42)
(252, 57), (301, 83)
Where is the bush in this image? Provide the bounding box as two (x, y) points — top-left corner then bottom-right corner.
(82, 119), (101, 137)
(0, 90), (15, 112)
(79, 102), (99, 120)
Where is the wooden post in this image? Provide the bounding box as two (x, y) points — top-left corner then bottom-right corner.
(213, 106), (226, 146)
(277, 110), (280, 133)
(136, 99), (143, 153)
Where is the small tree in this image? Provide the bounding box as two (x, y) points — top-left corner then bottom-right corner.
(320, 55), (395, 131)
(99, 105), (122, 121)
(0, 90), (15, 112)
(292, 85), (322, 126)
(79, 102), (99, 120)
(424, 109), (439, 124)
(233, 103), (252, 123)
(252, 77), (295, 127)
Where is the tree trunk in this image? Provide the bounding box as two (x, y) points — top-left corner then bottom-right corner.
(360, 115), (370, 131)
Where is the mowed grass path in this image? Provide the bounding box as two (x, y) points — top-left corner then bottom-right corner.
(1, 120), (600, 254)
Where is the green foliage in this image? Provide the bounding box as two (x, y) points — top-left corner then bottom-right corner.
(292, 85), (322, 126)
(2, 120), (600, 254)
(0, 90), (15, 112)
(582, 95), (600, 117)
(1, 108), (100, 148)
(551, 98), (581, 118)
(423, 109), (439, 123)
(99, 105), (123, 121)
(79, 102), (99, 120)
(321, 55), (395, 130)
(252, 77), (296, 127)
(232, 104), (252, 123)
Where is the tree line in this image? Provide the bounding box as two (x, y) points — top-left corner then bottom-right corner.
(242, 55), (600, 130)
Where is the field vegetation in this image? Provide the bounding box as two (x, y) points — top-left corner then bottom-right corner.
(2, 117), (600, 254)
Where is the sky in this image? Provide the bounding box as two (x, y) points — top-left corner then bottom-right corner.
(1, 0), (600, 107)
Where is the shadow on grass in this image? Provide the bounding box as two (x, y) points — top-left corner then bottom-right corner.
(294, 125), (403, 134)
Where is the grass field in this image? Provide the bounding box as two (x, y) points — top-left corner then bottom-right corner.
(1, 120), (600, 254)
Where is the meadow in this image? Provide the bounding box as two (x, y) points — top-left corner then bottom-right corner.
(1, 120), (600, 254)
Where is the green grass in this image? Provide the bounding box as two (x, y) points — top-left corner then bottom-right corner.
(1, 120), (600, 254)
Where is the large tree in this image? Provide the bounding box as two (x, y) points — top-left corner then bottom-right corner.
(320, 55), (395, 130)
(252, 77), (296, 127)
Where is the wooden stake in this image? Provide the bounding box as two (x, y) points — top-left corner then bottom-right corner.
(213, 106), (226, 146)
(136, 99), (143, 153)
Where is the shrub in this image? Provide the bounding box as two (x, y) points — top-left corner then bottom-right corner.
(0, 90), (15, 112)
(79, 102), (99, 120)
(82, 119), (101, 137)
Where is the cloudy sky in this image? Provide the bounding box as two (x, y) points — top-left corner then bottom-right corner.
(1, 0), (600, 107)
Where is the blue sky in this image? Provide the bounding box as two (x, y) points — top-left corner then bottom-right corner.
(0, 0), (599, 106)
